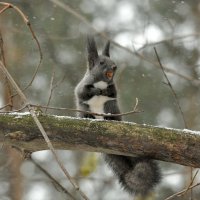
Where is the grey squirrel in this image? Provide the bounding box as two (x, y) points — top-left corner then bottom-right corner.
(75, 35), (161, 195)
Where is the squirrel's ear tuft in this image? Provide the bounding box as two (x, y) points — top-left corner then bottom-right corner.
(102, 41), (110, 57)
(87, 35), (98, 69)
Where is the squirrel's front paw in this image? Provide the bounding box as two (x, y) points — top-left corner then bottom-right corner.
(101, 89), (108, 96)
(90, 87), (102, 96)
(95, 88), (102, 96)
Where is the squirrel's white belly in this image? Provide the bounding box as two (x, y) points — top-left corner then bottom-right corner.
(86, 81), (114, 119)
(86, 95), (114, 119)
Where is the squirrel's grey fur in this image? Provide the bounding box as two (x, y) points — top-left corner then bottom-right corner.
(74, 36), (161, 195)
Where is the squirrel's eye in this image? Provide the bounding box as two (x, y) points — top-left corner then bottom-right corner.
(100, 60), (105, 65)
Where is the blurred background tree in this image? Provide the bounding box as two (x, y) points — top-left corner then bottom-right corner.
(0, 0), (200, 199)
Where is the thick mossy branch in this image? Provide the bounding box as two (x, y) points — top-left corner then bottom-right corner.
(0, 113), (200, 168)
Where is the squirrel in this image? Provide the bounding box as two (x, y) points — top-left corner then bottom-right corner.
(74, 35), (161, 196)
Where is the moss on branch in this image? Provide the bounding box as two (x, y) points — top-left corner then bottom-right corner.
(0, 113), (200, 168)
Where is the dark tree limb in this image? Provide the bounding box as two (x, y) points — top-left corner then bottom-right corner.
(0, 113), (200, 168)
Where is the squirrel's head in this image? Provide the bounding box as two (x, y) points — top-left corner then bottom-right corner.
(87, 35), (117, 82)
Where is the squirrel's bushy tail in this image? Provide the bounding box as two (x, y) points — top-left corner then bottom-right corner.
(104, 154), (161, 195)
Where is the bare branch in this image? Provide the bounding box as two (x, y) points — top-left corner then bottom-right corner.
(0, 100), (142, 119)
(138, 33), (200, 52)
(164, 182), (200, 200)
(0, 2), (43, 91)
(0, 103), (27, 113)
(29, 100), (142, 117)
(49, 0), (200, 85)
(1, 113), (200, 168)
(45, 66), (56, 113)
(154, 47), (195, 199)
(179, 170), (199, 196)
(154, 47), (188, 128)
(31, 158), (76, 200)
(0, 60), (89, 200)
(0, 3), (10, 14)
(0, 31), (6, 65)
(0, 32), (13, 111)
(0, 104), (11, 110)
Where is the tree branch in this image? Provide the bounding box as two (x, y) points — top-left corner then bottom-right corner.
(49, 0), (200, 85)
(1, 113), (200, 168)
(0, 61), (89, 200)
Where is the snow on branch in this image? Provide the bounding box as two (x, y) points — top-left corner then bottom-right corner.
(0, 112), (200, 168)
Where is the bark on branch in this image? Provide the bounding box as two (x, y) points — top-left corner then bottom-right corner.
(0, 112), (200, 168)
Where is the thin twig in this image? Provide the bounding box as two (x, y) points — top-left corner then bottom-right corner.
(0, 101), (142, 118)
(154, 47), (188, 128)
(45, 66), (56, 113)
(190, 167), (193, 199)
(178, 170), (199, 197)
(0, 31), (13, 111)
(0, 25), (80, 41)
(0, 103), (11, 111)
(0, 31), (6, 65)
(138, 33), (200, 51)
(0, 98), (141, 116)
(0, 2), (43, 91)
(31, 158), (76, 200)
(0, 103), (27, 113)
(164, 182), (200, 200)
(29, 100), (142, 117)
(154, 47), (198, 200)
(0, 60), (89, 200)
(133, 97), (139, 111)
(0, 3), (10, 14)
(52, 73), (68, 90)
(49, 0), (200, 84)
